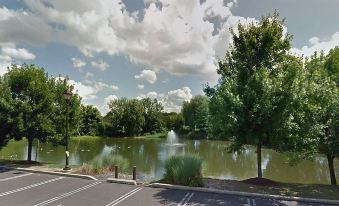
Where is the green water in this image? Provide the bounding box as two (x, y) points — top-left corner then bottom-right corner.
(0, 137), (338, 184)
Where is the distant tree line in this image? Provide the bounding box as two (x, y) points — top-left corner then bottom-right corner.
(0, 66), (183, 162)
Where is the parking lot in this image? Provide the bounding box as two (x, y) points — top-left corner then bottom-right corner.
(0, 168), (333, 206)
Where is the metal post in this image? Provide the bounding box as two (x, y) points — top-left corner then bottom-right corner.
(63, 99), (71, 170)
(132, 166), (136, 181)
(115, 165), (118, 178)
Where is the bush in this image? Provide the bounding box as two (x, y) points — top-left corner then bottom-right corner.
(163, 154), (203, 187)
(78, 154), (129, 175)
(101, 154), (129, 172)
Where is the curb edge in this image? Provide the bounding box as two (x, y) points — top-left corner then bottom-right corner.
(148, 183), (339, 205)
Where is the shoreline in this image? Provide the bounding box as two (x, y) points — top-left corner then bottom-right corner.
(0, 159), (338, 201)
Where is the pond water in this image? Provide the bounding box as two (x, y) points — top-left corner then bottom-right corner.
(0, 133), (338, 184)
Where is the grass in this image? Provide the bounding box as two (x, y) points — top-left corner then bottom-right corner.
(162, 154), (203, 187)
(203, 178), (339, 200)
(71, 136), (103, 140)
(135, 132), (167, 139)
(77, 154), (129, 175)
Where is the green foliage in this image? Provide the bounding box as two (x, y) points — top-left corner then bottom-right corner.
(79, 105), (102, 136)
(101, 154), (129, 172)
(182, 95), (209, 133)
(105, 98), (165, 137)
(141, 98), (164, 134)
(160, 112), (184, 131)
(0, 64), (81, 161)
(0, 76), (14, 149)
(205, 13), (298, 178)
(79, 154), (129, 174)
(163, 154), (203, 187)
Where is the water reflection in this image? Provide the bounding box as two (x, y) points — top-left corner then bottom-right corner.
(0, 138), (338, 184)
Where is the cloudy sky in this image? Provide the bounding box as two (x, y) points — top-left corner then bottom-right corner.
(0, 0), (338, 114)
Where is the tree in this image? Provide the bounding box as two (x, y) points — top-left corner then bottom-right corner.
(107, 98), (145, 137)
(79, 105), (102, 136)
(1, 64), (81, 161)
(299, 49), (339, 185)
(3, 64), (56, 161)
(181, 95), (209, 132)
(160, 112), (184, 131)
(205, 13), (294, 178)
(0, 75), (14, 149)
(141, 98), (164, 133)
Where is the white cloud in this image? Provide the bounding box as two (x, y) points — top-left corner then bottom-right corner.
(68, 79), (97, 100)
(161, 86), (192, 113)
(94, 81), (119, 92)
(147, 91), (157, 99)
(68, 79), (118, 100)
(2, 47), (35, 60)
(137, 84), (144, 90)
(99, 94), (118, 114)
(0, 43), (36, 76)
(91, 60), (109, 71)
(291, 32), (339, 57)
(0, 0), (242, 77)
(71, 57), (86, 68)
(136, 86), (192, 113)
(134, 69), (157, 84)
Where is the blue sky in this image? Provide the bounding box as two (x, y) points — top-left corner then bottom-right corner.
(0, 0), (338, 114)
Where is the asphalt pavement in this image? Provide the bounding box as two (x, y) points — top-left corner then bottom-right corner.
(0, 168), (335, 206)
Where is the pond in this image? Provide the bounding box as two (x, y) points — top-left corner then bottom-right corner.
(0, 132), (338, 184)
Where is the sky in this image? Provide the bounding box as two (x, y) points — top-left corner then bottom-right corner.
(0, 0), (338, 114)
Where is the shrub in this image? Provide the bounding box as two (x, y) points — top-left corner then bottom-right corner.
(163, 154), (203, 187)
(101, 154), (129, 172)
(78, 154), (129, 175)
(79, 163), (93, 175)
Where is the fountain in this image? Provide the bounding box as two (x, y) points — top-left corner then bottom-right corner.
(166, 130), (185, 146)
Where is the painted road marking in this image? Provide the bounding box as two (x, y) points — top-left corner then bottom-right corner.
(178, 192), (194, 206)
(0, 173), (33, 182)
(105, 187), (143, 206)
(34, 181), (101, 206)
(251, 198), (256, 206)
(0, 177), (64, 197)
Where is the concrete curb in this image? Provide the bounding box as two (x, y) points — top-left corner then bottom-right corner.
(107, 178), (137, 185)
(0, 166), (98, 181)
(148, 183), (339, 205)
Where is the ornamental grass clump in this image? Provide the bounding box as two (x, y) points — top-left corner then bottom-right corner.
(78, 154), (129, 175)
(163, 154), (203, 187)
(101, 154), (129, 172)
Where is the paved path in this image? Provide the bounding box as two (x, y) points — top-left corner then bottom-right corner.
(0, 168), (334, 206)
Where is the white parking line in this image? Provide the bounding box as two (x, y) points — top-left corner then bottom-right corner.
(34, 181), (101, 206)
(247, 198), (251, 206)
(0, 177), (64, 197)
(0, 173), (33, 182)
(251, 198), (256, 206)
(105, 187), (143, 206)
(178, 192), (194, 206)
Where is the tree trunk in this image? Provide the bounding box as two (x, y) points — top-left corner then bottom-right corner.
(327, 154), (337, 185)
(257, 143), (262, 178)
(27, 137), (34, 162)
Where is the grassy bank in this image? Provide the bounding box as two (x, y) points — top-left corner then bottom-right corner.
(203, 178), (339, 200)
(71, 132), (167, 140)
(134, 132), (167, 139)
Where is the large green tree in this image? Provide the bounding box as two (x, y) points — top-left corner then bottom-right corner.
(1, 64), (81, 161)
(141, 98), (164, 133)
(79, 105), (102, 136)
(0, 76), (14, 149)
(182, 95), (209, 132)
(299, 49), (339, 185)
(205, 13), (295, 178)
(107, 98), (145, 137)
(3, 64), (57, 161)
